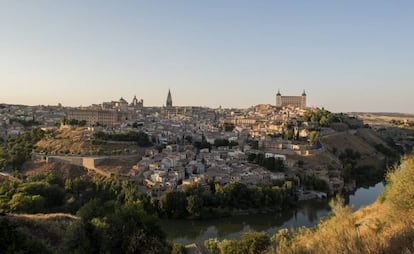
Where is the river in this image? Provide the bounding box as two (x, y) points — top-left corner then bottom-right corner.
(161, 181), (385, 246)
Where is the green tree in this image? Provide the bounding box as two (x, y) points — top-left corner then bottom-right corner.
(171, 243), (186, 254)
(204, 238), (220, 254)
(222, 123), (235, 132)
(8, 193), (45, 213)
(0, 217), (52, 254)
(385, 155), (414, 219)
(308, 131), (320, 146)
(65, 202), (169, 254)
(159, 191), (187, 218)
(104, 203), (169, 254)
(218, 239), (241, 254)
(214, 138), (230, 147)
(64, 218), (104, 254)
(240, 232), (271, 254)
(186, 195), (203, 218)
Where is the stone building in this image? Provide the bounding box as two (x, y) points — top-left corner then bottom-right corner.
(67, 109), (132, 127)
(276, 90), (307, 108)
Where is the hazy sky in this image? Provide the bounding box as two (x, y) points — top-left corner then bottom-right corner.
(1, 1), (413, 113)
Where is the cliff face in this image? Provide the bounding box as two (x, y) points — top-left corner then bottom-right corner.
(270, 154), (414, 254)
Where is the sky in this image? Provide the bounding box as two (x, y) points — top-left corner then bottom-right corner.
(1, 1), (413, 113)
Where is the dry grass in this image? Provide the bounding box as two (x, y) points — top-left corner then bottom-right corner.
(36, 127), (143, 156)
(8, 212), (79, 221)
(270, 155), (414, 254)
(21, 161), (88, 179)
(37, 127), (95, 154)
(321, 129), (391, 170)
(95, 155), (141, 175)
(321, 131), (378, 156)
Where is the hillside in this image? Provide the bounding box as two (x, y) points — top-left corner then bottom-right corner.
(321, 129), (390, 167)
(25, 126), (148, 178)
(21, 161), (88, 180)
(269, 154), (414, 254)
(318, 128), (400, 186)
(36, 126), (145, 156)
(4, 213), (78, 253)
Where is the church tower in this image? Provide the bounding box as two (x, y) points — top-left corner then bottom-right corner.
(301, 90), (307, 108)
(166, 89), (173, 108)
(276, 90), (282, 107)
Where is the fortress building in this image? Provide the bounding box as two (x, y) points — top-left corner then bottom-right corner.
(276, 90), (307, 108)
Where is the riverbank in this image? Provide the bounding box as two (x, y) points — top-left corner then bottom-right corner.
(162, 182), (384, 246)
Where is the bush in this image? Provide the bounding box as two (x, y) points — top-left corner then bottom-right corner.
(171, 243), (186, 254)
(384, 156), (414, 220)
(0, 217), (52, 254)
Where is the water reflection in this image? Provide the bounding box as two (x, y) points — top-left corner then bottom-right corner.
(346, 182), (385, 210)
(162, 182), (384, 246)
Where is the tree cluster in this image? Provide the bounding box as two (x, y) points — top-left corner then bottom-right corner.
(0, 128), (45, 170)
(302, 175), (329, 192)
(204, 232), (271, 254)
(58, 118), (87, 127)
(221, 123), (235, 132)
(214, 138), (238, 148)
(303, 109), (338, 127)
(338, 148), (389, 184)
(158, 182), (293, 219)
(0, 172), (291, 253)
(308, 131), (320, 146)
(65, 201), (169, 254)
(389, 119), (413, 127)
(194, 135), (212, 151)
(0, 174), (172, 253)
(247, 153), (284, 172)
(93, 130), (152, 147)
(0, 216), (52, 254)
(10, 118), (41, 127)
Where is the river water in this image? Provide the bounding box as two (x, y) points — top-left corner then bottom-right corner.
(162, 182), (385, 246)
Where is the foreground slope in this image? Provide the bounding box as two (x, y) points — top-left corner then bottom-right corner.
(270, 154), (414, 254)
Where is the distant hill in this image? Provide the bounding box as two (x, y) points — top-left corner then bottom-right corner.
(352, 112), (414, 128)
(350, 112), (414, 117)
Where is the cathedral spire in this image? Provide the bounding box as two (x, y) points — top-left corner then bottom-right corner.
(166, 89), (173, 108)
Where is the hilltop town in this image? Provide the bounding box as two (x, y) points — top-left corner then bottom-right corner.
(2, 90), (412, 201)
(2, 90), (414, 253)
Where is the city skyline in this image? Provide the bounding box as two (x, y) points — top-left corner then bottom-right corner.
(1, 1), (414, 113)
